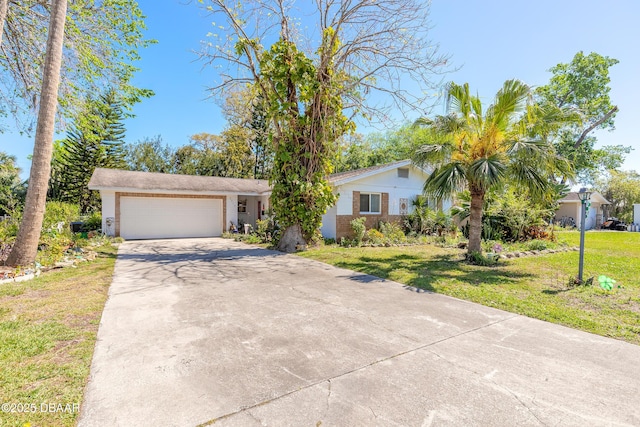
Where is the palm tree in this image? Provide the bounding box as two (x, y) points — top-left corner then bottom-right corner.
(6, 0), (67, 267)
(413, 79), (567, 255)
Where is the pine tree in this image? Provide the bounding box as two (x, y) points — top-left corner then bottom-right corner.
(55, 89), (127, 213)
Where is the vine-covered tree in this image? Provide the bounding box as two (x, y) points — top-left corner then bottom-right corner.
(535, 51), (628, 184)
(198, 0), (449, 251)
(414, 80), (570, 255)
(52, 89), (127, 212)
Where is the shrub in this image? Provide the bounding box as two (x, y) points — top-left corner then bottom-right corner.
(323, 238), (336, 245)
(0, 211), (21, 243)
(350, 217), (366, 245)
(83, 211), (102, 231)
(379, 221), (406, 243)
(365, 228), (384, 245)
(525, 239), (548, 251)
(467, 251), (498, 266)
(255, 219), (272, 242)
(43, 201), (80, 232)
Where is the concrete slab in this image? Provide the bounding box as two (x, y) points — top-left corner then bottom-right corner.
(79, 238), (640, 426)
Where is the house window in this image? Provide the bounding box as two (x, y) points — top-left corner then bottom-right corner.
(360, 193), (381, 214)
(397, 168), (409, 178)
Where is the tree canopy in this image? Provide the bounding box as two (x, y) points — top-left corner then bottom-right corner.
(198, 0), (449, 251)
(535, 51), (627, 184)
(50, 89), (127, 213)
(0, 0), (154, 131)
(414, 80), (569, 254)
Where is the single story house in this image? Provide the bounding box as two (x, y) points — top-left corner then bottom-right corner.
(555, 191), (610, 230)
(321, 160), (451, 240)
(88, 160), (449, 240)
(88, 168), (270, 240)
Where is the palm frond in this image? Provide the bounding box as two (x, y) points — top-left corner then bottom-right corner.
(423, 162), (467, 200)
(446, 82), (471, 116)
(508, 162), (549, 197)
(507, 138), (548, 157)
(413, 142), (450, 166)
(468, 155), (507, 190)
(413, 117), (434, 128)
(487, 79), (530, 128)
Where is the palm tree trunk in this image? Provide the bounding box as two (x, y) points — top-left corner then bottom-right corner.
(6, 0), (68, 267)
(467, 188), (485, 255)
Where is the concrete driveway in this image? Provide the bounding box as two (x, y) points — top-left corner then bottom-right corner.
(79, 238), (640, 426)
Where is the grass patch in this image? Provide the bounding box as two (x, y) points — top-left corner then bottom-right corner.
(300, 231), (640, 345)
(0, 245), (117, 427)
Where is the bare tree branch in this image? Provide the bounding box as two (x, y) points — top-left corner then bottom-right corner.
(573, 105), (619, 148)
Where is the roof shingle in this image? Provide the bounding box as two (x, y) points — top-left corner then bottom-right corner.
(88, 168), (271, 194)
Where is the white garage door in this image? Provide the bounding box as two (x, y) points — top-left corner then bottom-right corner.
(120, 196), (223, 240)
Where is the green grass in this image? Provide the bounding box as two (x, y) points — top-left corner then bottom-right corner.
(299, 231), (640, 345)
(0, 245), (117, 427)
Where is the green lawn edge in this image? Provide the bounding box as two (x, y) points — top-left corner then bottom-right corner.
(0, 245), (117, 427)
(298, 231), (640, 345)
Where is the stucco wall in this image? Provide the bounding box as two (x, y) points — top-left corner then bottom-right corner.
(101, 190), (116, 236)
(321, 165), (454, 239)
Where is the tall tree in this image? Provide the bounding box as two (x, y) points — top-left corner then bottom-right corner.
(199, 0), (449, 251)
(6, 0), (67, 267)
(53, 89), (127, 212)
(0, 0), (153, 131)
(413, 80), (567, 255)
(596, 170), (640, 223)
(535, 51), (627, 183)
(125, 136), (175, 173)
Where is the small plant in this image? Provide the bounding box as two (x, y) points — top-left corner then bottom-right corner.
(379, 221), (406, 243)
(525, 239), (548, 251)
(323, 237), (336, 245)
(255, 218), (272, 242)
(350, 217), (366, 245)
(466, 251), (498, 266)
(83, 211), (102, 231)
(365, 228), (384, 245)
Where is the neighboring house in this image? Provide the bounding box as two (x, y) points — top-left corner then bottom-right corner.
(88, 160), (449, 240)
(322, 160), (451, 240)
(88, 168), (270, 240)
(555, 191), (610, 230)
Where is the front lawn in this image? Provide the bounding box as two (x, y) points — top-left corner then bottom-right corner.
(0, 245), (117, 427)
(298, 231), (640, 345)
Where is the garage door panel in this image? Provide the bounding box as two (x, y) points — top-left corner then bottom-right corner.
(120, 197), (222, 240)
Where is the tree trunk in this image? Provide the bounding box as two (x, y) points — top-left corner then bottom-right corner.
(467, 188), (485, 255)
(6, 0), (67, 267)
(277, 224), (307, 253)
(0, 0), (8, 46)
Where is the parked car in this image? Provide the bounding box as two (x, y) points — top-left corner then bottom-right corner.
(601, 218), (627, 231)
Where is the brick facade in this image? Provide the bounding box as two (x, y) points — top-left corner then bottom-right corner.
(335, 191), (403, 240)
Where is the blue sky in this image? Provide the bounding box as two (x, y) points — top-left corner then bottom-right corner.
(1, 0), (639, 179)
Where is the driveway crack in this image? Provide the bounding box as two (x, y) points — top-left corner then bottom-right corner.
(196, 314), (519, 426)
